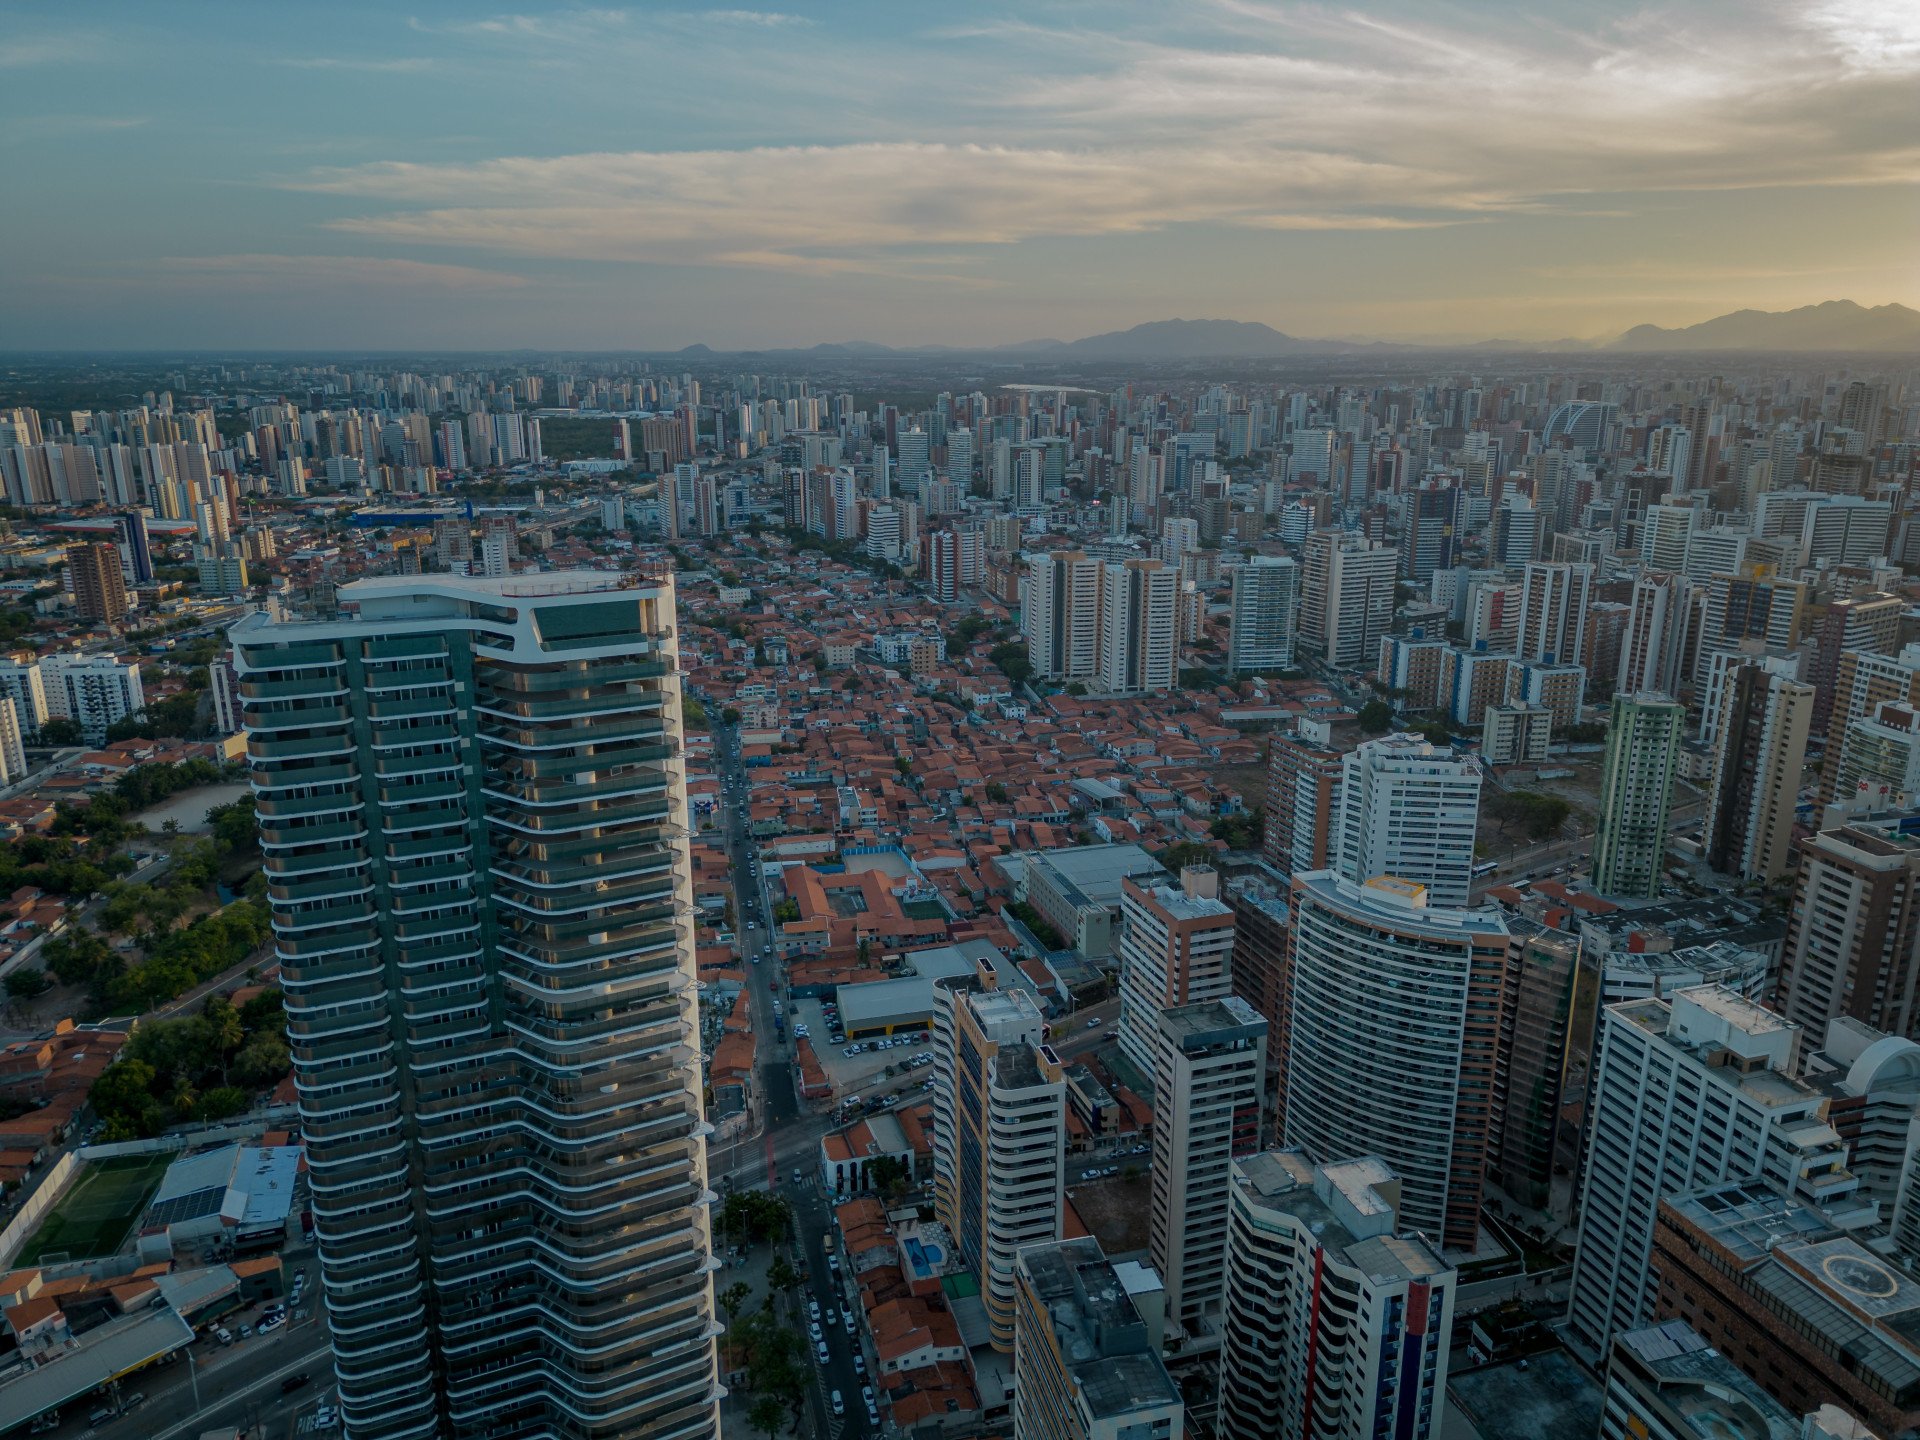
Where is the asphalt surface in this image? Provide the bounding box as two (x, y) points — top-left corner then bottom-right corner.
(29, 1287), (336, 1440)
(709, 721), (877, 1440)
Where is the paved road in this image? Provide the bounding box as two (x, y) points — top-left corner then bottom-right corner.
(31, 1301), (334, 1440)
(708, 719), (876, 1439)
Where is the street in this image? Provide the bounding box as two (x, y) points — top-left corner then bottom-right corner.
(707, 718), (876, 1439)
(29, 1296), (335, 1440)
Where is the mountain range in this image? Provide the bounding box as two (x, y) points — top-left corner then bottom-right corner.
(676, 301), (1920, 359)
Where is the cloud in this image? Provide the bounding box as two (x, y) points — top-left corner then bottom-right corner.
(153, 255), (529, 292)
(281, 56), (434, 72)
(279, 1), (1920, 284)
(0, 32), (99, 67)
(701, 10), (813, 25)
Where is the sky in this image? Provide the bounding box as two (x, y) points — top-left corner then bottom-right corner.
(2, 0), (1917, 351)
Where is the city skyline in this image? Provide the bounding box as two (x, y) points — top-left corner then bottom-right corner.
(3, 0), (1917, 351)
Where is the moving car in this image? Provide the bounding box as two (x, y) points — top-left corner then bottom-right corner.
(281, 1374), (312, 1394)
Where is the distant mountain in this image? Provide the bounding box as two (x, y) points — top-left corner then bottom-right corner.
(1608, 300), (1920, 352)
(1023, 318), (1335, 359)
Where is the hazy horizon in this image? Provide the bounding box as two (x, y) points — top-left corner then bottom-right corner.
(3, 0), (1916, 351)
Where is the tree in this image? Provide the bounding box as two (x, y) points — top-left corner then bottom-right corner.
(717, 1281), (752, 1328)
(1356, 700), (1394, 733)
(721, 707), (742, 725)
(4, 967), (50, 999)
(988, 642), (1032, 685)
(37, 717), (83, 747)
(1159, 841), (1214, 872)
(984, 781), (1008, 805)
(767, 1254), (803, 1293)
(867, 1154), (911, 1200)
(893, 756), (911, 777)
(204, 996), (245, 1083)
(747, 1395), (786, 1440)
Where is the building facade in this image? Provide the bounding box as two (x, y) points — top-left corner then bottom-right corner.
(1217, 1151), (1454, 1440)
(1281, 872), (1512, 1249)
(233, 573), (721, 1440)
(1590, 692), (1685, 899)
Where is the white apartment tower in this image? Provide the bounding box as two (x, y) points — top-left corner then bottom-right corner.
(1217, 1152), (1455, 1440)
(940, 985), (1066, 1352)
(1330, 734), (1482, 909)
(1117, 868), (1236, 1088)
(40, 652), (145, 745)
(1281, 872), (1512, 1250)
(1097, 559), (1177, 696)
(232, 573), (721, 1440)
(1149, 997), (1266, 1337)
(1300, 531), (1397, 670)
(1227, 556), (1298, 674)
(1024, 551), (1102, 682)
(1566, 986), (1862, 1364)
(1517, 560), (1593, 667)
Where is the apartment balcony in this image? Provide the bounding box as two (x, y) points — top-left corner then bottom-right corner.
(253, 760), (359, 790)
(241, 675), (347, 702)
(255, 789), (364, 820)
(252, 732), (357, 761)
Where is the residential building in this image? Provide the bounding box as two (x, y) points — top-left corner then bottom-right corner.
(1226, 556), (1297, 674)
(1832, 699), (1920, 804)
(1149, 997), (1266, 1337)
(1025, 550), (1102, 682)
(1300, 530), (1396, 669)
(1777, 820), (1920, 1039)
(1517, 560), (1593, 667)
(1481, 702), (1551, 766)
(941, 986), (1066, 1352)
(1694, 571), (1807, 688)
(1096, 558), (1177, 695)
(1281, 872), (1512, 1249)
(1640, 504), (1696, 573)
(1805, 593), (1902, 732)
(1617, 571), (1689, 699)
(1566, 986), (1861, 1363)
(1116, 868), (1235, 1087)
(1262, 728), (1341, 879)
(1650, 1182), (1918, 1437)
(1590, 692), (1685, 899)
(1011, 1238), (1181, 1440)
(1494, 924), (1582, 1212)
(1703, 664), (1813, 880)
(0, 696), (23, 784)
(1330, 734), (1482, 909)
(0, 654), (48, 734)
(68, 542), (128, 623)
(1598, 1320), (1801, 1440)
(40, 652), (144, 745)
(1377, 633), (1447, 712)
(231, 573), (721, 1440)
(1217, 1151), (1454, 1440)
(1823, 645), (1920, 803)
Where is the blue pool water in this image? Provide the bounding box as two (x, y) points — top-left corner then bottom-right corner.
(904, 1237), (945, 1271)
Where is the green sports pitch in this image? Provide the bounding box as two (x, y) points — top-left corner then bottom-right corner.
(17, 1154), (172, 1265)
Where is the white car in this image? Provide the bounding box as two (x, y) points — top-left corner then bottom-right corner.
(841, 1306), (856, 1333)
(809, 1321), (823, 1343)
(816, 1339), (830, 1364)
(830, 1390), (846, 1417)
(258, 1312), (286, 1334)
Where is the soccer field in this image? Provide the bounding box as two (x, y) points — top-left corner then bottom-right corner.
(17, 1154), (172, 1265)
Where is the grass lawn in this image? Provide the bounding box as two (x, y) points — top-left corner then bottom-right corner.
(18, 1154), (172, 1264)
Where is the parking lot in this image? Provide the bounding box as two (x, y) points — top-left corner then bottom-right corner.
(790, 997), (938, 1092)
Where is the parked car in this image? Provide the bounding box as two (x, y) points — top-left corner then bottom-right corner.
(121, 1394), (146, 1413)
(830, 1391), (846, 1417)
(259, 1313), (285, 1334)
(213, 1326), (233, 1346)
(815, 1339), (830, 1364)
(313, 1405), (339, 1430)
